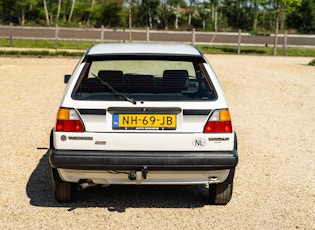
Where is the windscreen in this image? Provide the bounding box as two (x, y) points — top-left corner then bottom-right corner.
(73, 57), (217, 101)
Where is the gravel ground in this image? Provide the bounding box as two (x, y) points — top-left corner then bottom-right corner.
(0, 55), (314, 229)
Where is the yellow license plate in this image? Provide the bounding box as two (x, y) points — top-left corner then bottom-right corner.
(113, 114), (176, 129)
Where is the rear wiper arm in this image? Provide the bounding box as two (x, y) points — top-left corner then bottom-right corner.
(92, 73), (136, 105)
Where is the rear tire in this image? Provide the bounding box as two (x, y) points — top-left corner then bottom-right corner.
(51, 167), (77, 202)
(209, 169), (235, 205)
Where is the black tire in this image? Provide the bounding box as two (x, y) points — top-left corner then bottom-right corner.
(49, 128), (54, 149)
(51, 167), (77, 202)
(209, 168), (235, 205)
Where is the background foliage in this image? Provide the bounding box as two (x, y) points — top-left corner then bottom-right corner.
(0, 0), (314, 34)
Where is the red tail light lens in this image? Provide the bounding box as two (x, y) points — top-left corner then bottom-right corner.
(204, 109), (233, 133)
(204, 121), (232, 133)
(56, 108), (84, 132)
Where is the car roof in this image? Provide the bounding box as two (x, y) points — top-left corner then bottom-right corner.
(87, 43), (202, 56)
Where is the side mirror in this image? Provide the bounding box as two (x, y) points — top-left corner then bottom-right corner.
(64, 74), (71, 84)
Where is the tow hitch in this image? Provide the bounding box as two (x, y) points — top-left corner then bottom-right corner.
(128, 166), (148, 180)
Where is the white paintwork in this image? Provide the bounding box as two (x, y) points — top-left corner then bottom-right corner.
(87, 43), (202, 56)
(52, 43), (236, 186)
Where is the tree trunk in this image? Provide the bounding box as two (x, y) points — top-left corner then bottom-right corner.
(175, 3), (180, 29)
(87, 0), (95, 26)
(211, 2), (214, 22)
(253, 0), (258, 30)
(21, 7), (25, 25)
(188, 1), (192, 26)
(129, 0), (132, 42)
(43, 0), (50, 25)
(280, 10), (286, 30)
(50, 6), (53, 24)
(68, 0), (76, 22)
(211, 1), (218, 32)
(63, 1), (67, 22)
(147, 0), (152, 29)
(273, 0), (280, 56)
(56, 0), (62, 24)
(162, 0), (168, 30)
(214, 8), (217, 32)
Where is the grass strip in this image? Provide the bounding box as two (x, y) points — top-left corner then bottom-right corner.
(195, 44), (315, 56)
(1, 38), (315, 57)
(0, 49), (85, 57)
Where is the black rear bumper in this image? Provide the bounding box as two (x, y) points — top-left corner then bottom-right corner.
(49, 149), (238, 171)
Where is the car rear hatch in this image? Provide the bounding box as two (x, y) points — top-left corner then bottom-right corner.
(54, 54), (235, 151)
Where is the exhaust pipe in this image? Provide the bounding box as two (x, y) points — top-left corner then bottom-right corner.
(78, 181), (96, 190)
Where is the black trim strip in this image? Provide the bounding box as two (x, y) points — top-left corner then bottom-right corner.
(107, 107), (182, 114)
(183, 109), (211, 115)
(78, 109), (106, 115)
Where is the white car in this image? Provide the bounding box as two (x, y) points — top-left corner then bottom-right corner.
(49, 43), (238, 204)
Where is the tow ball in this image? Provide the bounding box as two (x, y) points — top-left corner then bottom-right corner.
(128, 166), (148, 180)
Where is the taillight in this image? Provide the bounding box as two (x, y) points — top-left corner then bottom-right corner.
(203, 109), (232, 133)
(56, 108), (84, 132)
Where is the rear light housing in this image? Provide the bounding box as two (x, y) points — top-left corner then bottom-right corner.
(55, 108), (84, 132)
(203, 109), (232, 133)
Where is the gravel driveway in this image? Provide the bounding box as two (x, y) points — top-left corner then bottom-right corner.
(0, 55), (314, 229)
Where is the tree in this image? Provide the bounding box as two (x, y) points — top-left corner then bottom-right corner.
(189, 1), (208, 30)
(287, 0), (315, 34)
(1, 0), (15, 23)
(0, 0), (310, 33)
(43, 0), (50, 25)
(174, 1), (180, 29)
(56, 0), (62, 24)
(188, 0), (196, 26)
(94, 0), (125, 27)
(199, 1), (208, 30)
(86, 0), (96, 26)
(214, 0), (246, 31)
(132, 0), (160, 28)
(159, 0), (187, 30)
(68, 0), (76, 22)
(272, 0), (301, 55)
(13, 0), (37, 25)
(210, 0), (219, 31)
(252, 0), (259, 30)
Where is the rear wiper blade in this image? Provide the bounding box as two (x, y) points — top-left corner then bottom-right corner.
(92, 73), (137, 105)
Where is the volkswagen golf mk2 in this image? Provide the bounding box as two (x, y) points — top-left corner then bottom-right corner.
(49, 43), (238, 204)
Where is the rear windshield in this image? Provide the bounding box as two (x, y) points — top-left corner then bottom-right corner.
(72, 56), (217, 101)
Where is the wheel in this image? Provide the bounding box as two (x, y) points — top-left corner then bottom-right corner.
(209, 168), (235, 205)
(51, 167), (77, 202)
(49, 129), (53, 149)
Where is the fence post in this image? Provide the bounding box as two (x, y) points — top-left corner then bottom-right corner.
(283, 30), (287, 55)
(9, 23), (13, 47)
(146, 27), (150, 43)
(101, 25), (104, 43)
(192, 28), (195, 46)
(237, 29), (241, 55)
(55, 24), (58, 49)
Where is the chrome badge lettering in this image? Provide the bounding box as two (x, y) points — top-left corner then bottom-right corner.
(208, 137), (229, 141)
(68, 136), (93, 141)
